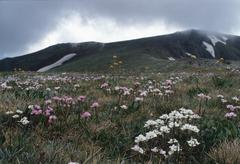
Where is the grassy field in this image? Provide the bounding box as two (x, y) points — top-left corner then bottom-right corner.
(0, 66), (240, 163)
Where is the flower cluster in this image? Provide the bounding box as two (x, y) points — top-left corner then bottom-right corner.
(29, 104), (57, 124)
(132, 107), (200, 159)
(0, 82), (13, 90)
(197, 93), (211, 100)
(225, 104), (240, 119)
(217, 94), (227, 103)
(77, 95), (86, 102)
(217, 94), (240, 119)
(115, 86), (133, 96)
(5, 109), (30, 125)
(52, 96), (76, 107)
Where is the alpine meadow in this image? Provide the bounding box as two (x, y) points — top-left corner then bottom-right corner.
(1, 1), (240, 164)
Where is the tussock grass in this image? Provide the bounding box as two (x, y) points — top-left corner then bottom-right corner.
(0, 68), (239, 163)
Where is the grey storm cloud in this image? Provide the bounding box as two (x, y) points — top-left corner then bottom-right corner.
(1, 0), (240, 58)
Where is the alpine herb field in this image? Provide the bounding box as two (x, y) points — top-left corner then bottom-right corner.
(0, 68), (240, 163)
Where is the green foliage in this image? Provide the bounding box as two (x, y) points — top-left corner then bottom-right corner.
(0, 131), (6, 145)
(95, 129), (130, 158)
(0, 131), (32, 163)
(0, 146), (24, 163)
(154, 100), (183, 115)
(200, 116), (240, 151)
(0, 69), (240, 163)
(187, 87), (208, 98)
(94, 118), (146, 159)
(188, 75), (200, 85)
(212, 76), (233, 88)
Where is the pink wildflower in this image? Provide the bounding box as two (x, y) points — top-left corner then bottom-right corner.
(48, 115), (57, 124)
(225, 112), (237, 118)
(165, 80), (173, 85)
(78, 96), (86, 102)
(31, 105), (42, 115)
(44, 106), (53, 116)
(134, 82), (140, 86)
(45, 99), (52, 105)
(52, 96), (61, 101)
(100, 83), (109, 89)
(226, 105), (236, 111)
(91, 102), (100, 108)
(81, 112), (91, 118)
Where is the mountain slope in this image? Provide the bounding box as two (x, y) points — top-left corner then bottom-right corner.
(1, 29), (240, 72)
(0, 42), (104, 71)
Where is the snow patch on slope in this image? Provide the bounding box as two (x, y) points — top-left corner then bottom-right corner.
(168, 57), (176, 61)
(221, 36), (228, 41)
(208, 35), (227, 46)
(186, 52), (197, 59)
(203, 41), (215, 58)
(37, 53), (76, 72)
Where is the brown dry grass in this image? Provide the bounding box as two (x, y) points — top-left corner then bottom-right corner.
(208, 139), (240, 164)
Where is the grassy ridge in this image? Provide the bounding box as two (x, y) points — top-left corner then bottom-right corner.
(2, 29), (240, 72)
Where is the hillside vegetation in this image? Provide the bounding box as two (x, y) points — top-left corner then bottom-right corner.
(0, 65), (240, 163)
(1, 30), (240, 72)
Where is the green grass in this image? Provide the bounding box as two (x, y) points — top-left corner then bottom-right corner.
(0, 67), (240, 163)
(51, 48), (240, 73)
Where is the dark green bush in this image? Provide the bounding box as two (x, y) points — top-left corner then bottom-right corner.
(212, 76), (233, 88)
(200, 116), (240, 151)
(187, 87), (208, 98)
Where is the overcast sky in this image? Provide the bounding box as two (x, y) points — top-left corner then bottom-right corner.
(1, 0), (240, 58)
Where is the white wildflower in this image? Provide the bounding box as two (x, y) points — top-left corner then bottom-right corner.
(181, 124), (200, 133)
(115, 86), (120, 91)
(54, 87), (60, 90)
(131, 145), (144, 154)
(187, 137), (200, 147)
(217, 94), (224, 98)
(134, 134), (146, 143)
(120, 105), (128, 110)
(16, 110), (23, 114)
(159, 114), (169, 120)
(168, 144), (181, 155)
(144, 120), (157, 128)
(160, 126), (170, 133)
(18, 117), (30, 125)
(140, 91), (148, 97)
(168, 138), (178, 144)
(232, 96), (239, 102)
(145, 131), (157, 140)
(135, 97), (143, 102)
(28, 105), (34, 109)
(221, 99), (227, 103)
(12, 114), (20, 118)
(6, 111), (14, 115)
(151, 147), (159, 153)
(160, 149), (167, 156)
(155, 119), (165, 126)
(68, 162), (79, 164)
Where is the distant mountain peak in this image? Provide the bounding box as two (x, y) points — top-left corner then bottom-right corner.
(0, 29), (240, 72)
